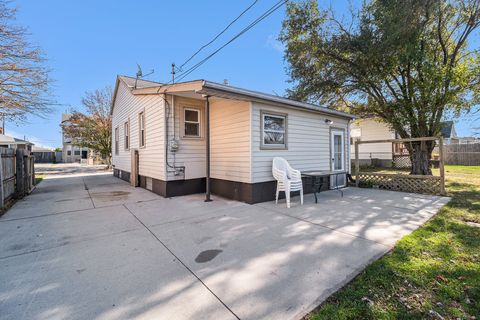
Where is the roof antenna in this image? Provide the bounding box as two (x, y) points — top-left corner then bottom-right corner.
(134, 64), (154, 88)
(135, 64), (142, 89)
(171, 63), (176, 83)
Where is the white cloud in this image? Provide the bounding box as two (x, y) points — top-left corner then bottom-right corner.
(266, 34), (284, 53)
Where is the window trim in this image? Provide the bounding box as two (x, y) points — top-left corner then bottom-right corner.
(260, 110), (288, 150)
(124, 120), (130, 150)
(182, 107), (201, 138)
(114, 126), (119, 155)
(139, 111), (146, 148)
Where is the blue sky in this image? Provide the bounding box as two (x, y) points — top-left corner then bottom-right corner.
(7, 0), (479, 148)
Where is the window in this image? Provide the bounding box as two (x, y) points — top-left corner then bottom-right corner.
(114, 127), (119, 155)
(139, 112), (145, 147)
(261, 111), (287, 149)
(74, 150), (80, 156)
(124, 121), (130, 150)
(67, 150), (71, 156)
(184, 108), (200, 137)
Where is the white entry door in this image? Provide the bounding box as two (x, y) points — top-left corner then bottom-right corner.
(331, 130), (345, 171)
(330, 129), (346, 188)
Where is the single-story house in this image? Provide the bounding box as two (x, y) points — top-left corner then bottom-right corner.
(0, 134), (33, 152)
(111, 75), (354, 204)
(350, 118), (457, 167)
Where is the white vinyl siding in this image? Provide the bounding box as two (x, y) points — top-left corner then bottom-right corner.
(111, 80), (166, 180)
(166, 95), (206, 180)
(210, 99), (251, 183)
(251, 102), (349, 183)
(350, 119), (395, 160)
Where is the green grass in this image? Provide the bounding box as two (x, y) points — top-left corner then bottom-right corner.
(35, 174), (45, 185)
(307, 165), (480, 319)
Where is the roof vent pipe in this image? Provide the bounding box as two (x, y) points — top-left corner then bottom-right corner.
(223, 79), (229, 86)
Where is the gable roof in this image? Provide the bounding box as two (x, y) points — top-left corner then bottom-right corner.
(111, 75), (354, 119)
(441, 121), (456, 139)
(0, 134), (34, 145)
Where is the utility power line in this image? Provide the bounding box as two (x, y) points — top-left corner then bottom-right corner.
(174, 0), (287, 83)
(178, 0), (259, 71)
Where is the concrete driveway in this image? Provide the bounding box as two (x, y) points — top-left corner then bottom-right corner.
(0, 164), (449, 320)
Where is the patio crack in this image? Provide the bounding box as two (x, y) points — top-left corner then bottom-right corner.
(122, 204), (240, 320)
(82, 177), (96, 209)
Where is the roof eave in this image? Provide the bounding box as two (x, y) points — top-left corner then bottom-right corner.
(200, 81), (355, 120)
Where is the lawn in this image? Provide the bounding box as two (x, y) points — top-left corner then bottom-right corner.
(307, 165), (480, 319)
(35, 174), (45, 185)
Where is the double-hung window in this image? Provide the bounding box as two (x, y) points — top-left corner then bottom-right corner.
(261, 111), (287, 149)
(139, 112), (145, 147)
(124, 121), (130, 150)
(184, 108), (200, 137)
(114, 127), (119, 155)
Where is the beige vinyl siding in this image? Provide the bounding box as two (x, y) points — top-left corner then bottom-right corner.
(111, 80), (166, 180)
(210, 99), (251, 183)
(350, 119), (395, 160)
(251, 102), (349, 183)
(166, 95), (206, 180)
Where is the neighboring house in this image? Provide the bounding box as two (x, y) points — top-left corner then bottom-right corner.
(350, 118), (396, 167)
(32, 146), (56, 163)
(0, 134), (33, 151)
(350, 118), (458, 166)
(111, 75), (354, 204)
(457, 136), (480, 144)
(61, 113), (90, 163)
(441, 121), (458, 144)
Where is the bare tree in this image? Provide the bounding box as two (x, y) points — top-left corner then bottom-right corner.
(0, 0), (53, 121)
(62, 87), (112, 167)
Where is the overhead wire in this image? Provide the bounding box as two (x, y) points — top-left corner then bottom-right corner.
(174, 0), (287, 83)
(177, 0), (259, 71)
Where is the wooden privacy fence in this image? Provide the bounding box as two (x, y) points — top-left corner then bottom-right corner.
(0, 147), (36, 208)
(354, 137), (446, 195)
(444, 143), (480, 166)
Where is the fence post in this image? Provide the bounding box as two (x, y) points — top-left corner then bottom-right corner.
(16, 149), (25, 197)
(355, 140), (360, 187)
(438, 137), (446, 195)
(31, 158), (35, 186)
(0, 150), (4, 208)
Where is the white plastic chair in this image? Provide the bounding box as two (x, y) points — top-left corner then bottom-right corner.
(272, 157), (303, 208)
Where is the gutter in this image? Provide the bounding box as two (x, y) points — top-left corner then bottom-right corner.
(200, 80), (355, 120)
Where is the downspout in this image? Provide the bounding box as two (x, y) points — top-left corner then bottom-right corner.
(204, 95), (212, 202)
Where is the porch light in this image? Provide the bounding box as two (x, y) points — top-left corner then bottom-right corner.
(325, 119), (333, 125)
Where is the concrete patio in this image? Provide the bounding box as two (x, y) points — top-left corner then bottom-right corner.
(0, 164), (449, 320)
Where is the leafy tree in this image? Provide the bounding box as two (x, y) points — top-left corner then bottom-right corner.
(62, 87), (112, 167)
(0, 1), (53, 121)
(280, 0), (480, 174)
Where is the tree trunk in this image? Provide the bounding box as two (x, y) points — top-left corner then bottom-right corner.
(409, 141), (433, 175)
